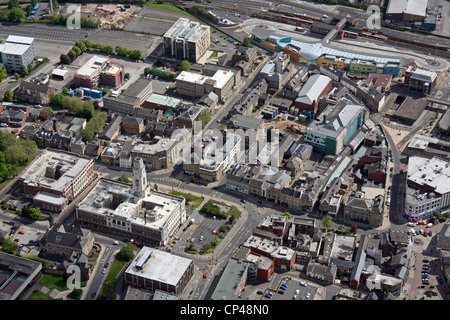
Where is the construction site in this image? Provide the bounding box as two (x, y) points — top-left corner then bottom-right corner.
(80, 3), (143, 29)
(262, 115), (308, 140)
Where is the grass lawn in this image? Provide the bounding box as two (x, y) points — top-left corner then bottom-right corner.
(170, 190), (204, 209)
(105, 258), (127, 284)
(27, 291), (54, 300)
(38, 273), (68, 291)
(209, 51), (218, 57)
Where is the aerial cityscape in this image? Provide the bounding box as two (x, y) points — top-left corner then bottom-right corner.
(0, 0), (449, 306)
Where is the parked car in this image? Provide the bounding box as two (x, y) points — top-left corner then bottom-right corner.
(300, 282), (308, 287)
(278, 290), (284, 294)
(265, 292), (273, 299)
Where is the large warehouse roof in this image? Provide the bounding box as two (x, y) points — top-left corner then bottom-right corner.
(296, 74), (331, 105)
(386, 0), (427, 18)
(278, 40), (402, 66)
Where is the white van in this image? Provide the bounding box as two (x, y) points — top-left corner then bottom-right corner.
(426, 223), (433, 228)
(407, 222), (415, 227)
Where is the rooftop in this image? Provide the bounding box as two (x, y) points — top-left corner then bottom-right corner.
(296, 74), (331, 105)
(6, 35), (34, 45)
(386, 0), (427, 18)
(20, 150), (92, 192)
(146, 93), (182, 108)
(407, 156), (450, 195)
(77, 178), (185, 230)
(306, 102), (365, 138)
(75, 55), (109, 78)
(125, 247), (192, 287)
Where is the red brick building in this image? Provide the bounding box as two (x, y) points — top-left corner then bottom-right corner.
(294, 74), (332, 114)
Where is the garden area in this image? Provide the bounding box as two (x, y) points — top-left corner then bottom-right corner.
(199, 200), (241, 220)
(170, 190), (204, 209)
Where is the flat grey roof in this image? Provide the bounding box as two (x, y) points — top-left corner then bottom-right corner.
(125, 247), (193, 287)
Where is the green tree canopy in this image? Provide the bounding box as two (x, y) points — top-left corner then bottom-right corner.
(116, 244), (134, 262)
(322, 215), (333, 230)
(115, 46), (128, 57)
(128, 49), (142, 60)
(3, 89), (14, 102)
(28, 207), (41, 220)
(178, 60), (191, 71)
(8, 7), (25, 21)
(1, 238), (19, 253)
(198, 109), (212, 129)
(75, 40), (87, 52)
(243, 37), (252, 48)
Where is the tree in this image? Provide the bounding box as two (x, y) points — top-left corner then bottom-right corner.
(72, 46), (82, 57)
(128, 49), (142, 61)
(27, 207), (41, 220)
(1, 238), (19, 253)
(25, 4), (32, 16)
(178, 60), (191, 71)
(115, 46), (128, 57)
(75, 40), (87, 52)
(3, 89), (13, 102)
(39, 107), (53, 120)
(433, 210), (442, 219)
(116, 175), (131, 184)
(60, 54), (72, 65)
(243, 37), (253, 48)
(350, 224), (358, 234)
(0, 66), (7, 81)
(67, 50), (77, 61)
(322, 215), (333, 230)
(50, 93), (64, 107)
(100, 45), (114, 55)
(19, 64), (29, 78)
(282, 212), (291, 219)
(8, 7), (25, 21)
(7, 0), (19, 9)
(198, 109), (212, 129)
(116, 244), (134, 262)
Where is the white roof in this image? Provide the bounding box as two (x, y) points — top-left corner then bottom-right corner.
(125, 247), (193, 286)
(407, 156), (450, 195)
(411, 68), (437, 83)
(52, 69), (68, 76)
(296, 74), (331, 105)
(6, 35), (34, 45)
(211, 70), (233, 89)
(386, 0), (427, 17)
(177, 70), (233, 89)
(2, 43), (30, 55)
(177, 71), (207, 84)
(76, 56), (108, 78)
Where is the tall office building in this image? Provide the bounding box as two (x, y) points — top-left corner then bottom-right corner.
(163, 18), (210, 63)
(0, 35), (36, 72)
